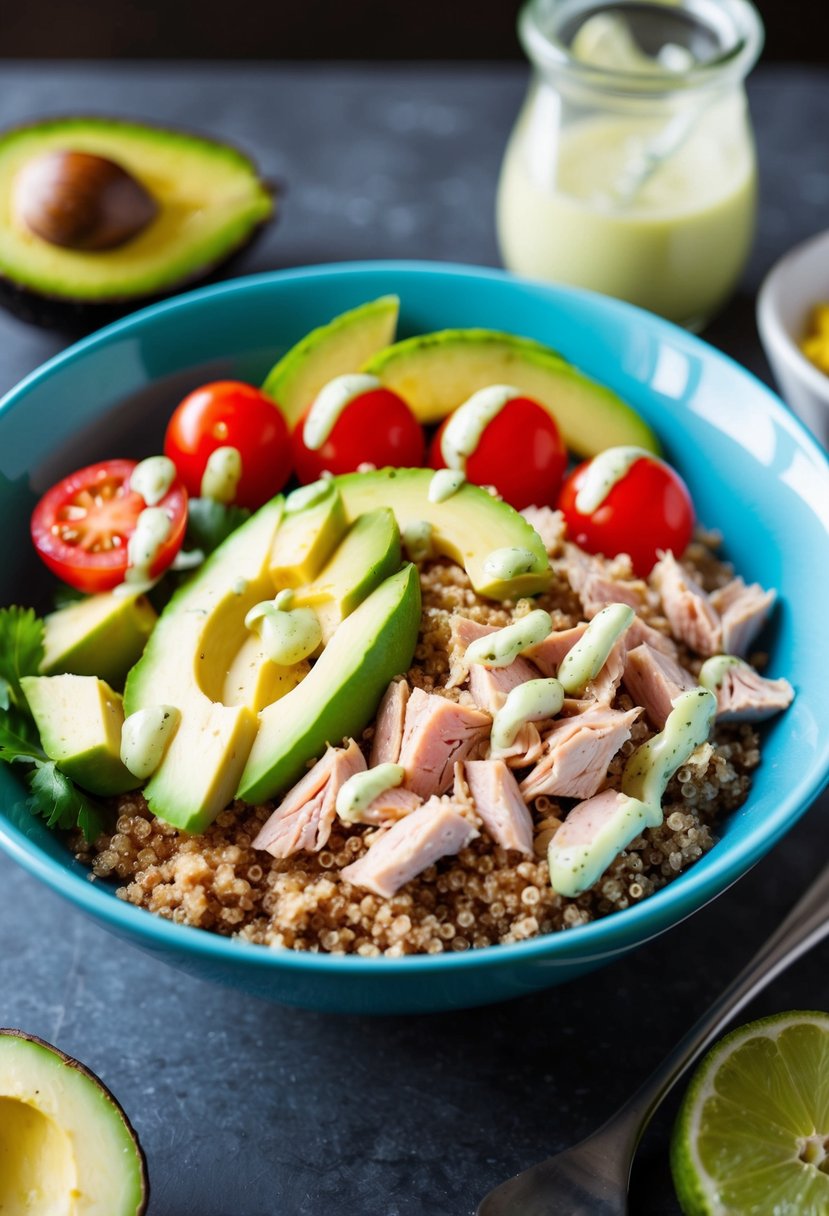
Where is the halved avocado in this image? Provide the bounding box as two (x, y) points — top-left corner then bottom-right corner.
(0, 117), (273, 313)
(0, 1028), (148, 1215)
(262, 295), (399, 425)
(41, 591), (157, 689)
(363, 328), (658, 457)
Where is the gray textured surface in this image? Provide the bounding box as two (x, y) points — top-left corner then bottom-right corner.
(0, 63), (827, 1216)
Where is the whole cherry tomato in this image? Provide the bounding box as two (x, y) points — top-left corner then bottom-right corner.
(429, 393), (567, 511)
(31, 459), (188, 593)
(558, 450), (695, 577)
(164, 380), (292, 509)
(292, 380), (424, 482)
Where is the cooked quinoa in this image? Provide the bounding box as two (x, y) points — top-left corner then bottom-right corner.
(73, 538), (763, 956)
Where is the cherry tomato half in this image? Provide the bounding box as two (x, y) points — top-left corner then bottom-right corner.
(164, 381), (292, 509)
(558, 452), (695, 577)
(292, 386), (424, 483)
(31, 459), (188, 593)
(429, 395), (567, 511)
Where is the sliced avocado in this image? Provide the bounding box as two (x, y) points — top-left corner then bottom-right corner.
(0, 1029), (148, 1216)
(238, 564), (421, 804)
(335, 468), (551, 600)
(41, 591), (157, 689)
(262, 295), (399, 426)
(292, 507), (401, 643)
(0, 117), (273, 305)
(21, 673), (139, 796)
(222, 636), (308, 713)
(269, 481), (348, 589)
(363, 329), (658, 457)
(125, 497), (283, 833)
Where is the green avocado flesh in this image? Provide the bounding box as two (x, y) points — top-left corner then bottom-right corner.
(0, 1030), (148, 1216)
(269, 483), (348, 588)
(261, 295), (399, 425)
(0, 117), (272, 301)
(237, 564), (421, 805)
(363, 328), (659, 458)
(41, 591), (156, 688)
(335, 468), (552, 599)
(21, 674), (139, 796)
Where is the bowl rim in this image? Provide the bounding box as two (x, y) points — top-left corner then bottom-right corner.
(2, 257), (829, 977)
(757, 227), (829, 406)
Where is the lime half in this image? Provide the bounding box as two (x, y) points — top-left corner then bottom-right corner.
(671, 1011), (829, 1215)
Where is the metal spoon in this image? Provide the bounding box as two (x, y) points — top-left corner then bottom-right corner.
(477, 858), (829, 1216)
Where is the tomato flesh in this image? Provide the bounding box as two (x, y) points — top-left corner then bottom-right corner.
(429, 395), (567, 511)
(558, 454), (695, 577)
(292, 387), (425, 482)
(164, 380), (292, 509)
(31, 459), (188, 593)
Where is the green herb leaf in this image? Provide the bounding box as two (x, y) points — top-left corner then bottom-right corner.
(186, 497), (250, 556)
(0, 710), (47, 766)
(28, 761), (106, 842)
(0, 606), (45, 710)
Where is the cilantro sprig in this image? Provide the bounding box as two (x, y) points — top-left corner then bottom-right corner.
(186, 497), (251, 556)
(0, 606), (107, 842)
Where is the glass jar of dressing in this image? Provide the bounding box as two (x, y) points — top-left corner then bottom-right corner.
(496, 0), (764, 329)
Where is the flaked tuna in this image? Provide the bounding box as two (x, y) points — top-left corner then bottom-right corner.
(490, 721), (544, 768)
(558, 544), (647, 618)
(447, 615), (496, 688)
(463, 759), (534, 855)
(253, 739), (366, 858)
(468, 653), (539, 714)
(625, 615), (679, 660)
(519, 505), (566, 554)
(340, 799), (478, 897)
(585, 637), (627, 705)
(713, 662), (794, 722)
(652, 552), (721, 656)
(358, 785), (423, 826)
(710, 577), (777, 657)
(622, 642), (696, 728)
(520, 705), (641, 801)
(524, 623), (588, 677)
(370, 678), (410, 766)
(399, 687), (491, 798)
(548, 788), (653, 896)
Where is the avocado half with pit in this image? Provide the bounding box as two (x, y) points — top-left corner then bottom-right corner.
(0, 1028), (148, 1215)
(0, 116), (273, 320)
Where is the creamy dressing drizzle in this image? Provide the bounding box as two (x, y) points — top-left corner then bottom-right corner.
(557, 602), (635, 693)
(574, 446), (653, 514)
(428, 468), (466, 503)
(171, 548), (204, 572)
(200, 446), (242, 503)
(285, 479), (331, 513)
(121, 705), (181, 779)
(549, 686), (717, 896)
(402, 520), (434, 563)
(336, 763), (405, 824)
(245, 598), (322, 666)
(491, 678), (564, 749)
(130, 455), (176, 506)
(483, 547), (539, 582)
(699, 654), (746, 690)
(465, 609), (553, 669)
(440, 384), (518, 470)
(302, 374), (381, 450)
(118, 507), (172, 595)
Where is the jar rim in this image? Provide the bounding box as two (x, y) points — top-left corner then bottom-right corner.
(519, 0), (764, 95)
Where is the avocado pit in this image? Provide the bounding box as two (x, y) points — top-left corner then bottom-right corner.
(12, 149), (158, 251)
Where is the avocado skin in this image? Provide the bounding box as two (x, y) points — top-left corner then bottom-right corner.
(0, 1027), (149, 1215)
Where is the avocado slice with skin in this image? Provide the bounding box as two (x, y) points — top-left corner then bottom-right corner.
(41, 591), (156, 689)
(291, 507), (401, 643)
(0, 117), (273, 306)
(335, 468), (552, 600)
(269, 481), (348, 589)
(238, 564), (421, 805)
(125, 496), (284, 834)
(363, 328), (658, 458)
(21, 673), (139, 796)
(262, 295), (399, 426)
(0, 1029), (148, 1216)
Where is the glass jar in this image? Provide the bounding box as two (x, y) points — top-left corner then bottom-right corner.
(496, 0), (764, 329)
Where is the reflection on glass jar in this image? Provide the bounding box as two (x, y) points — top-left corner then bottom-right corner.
(496, 0), (764, 329)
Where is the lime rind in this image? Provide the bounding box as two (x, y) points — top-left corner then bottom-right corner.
(671, 1011), (829, 1216)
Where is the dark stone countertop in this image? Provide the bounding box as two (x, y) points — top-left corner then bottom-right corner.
(0, 62), (827, 1216)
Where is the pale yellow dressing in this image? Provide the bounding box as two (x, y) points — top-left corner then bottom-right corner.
(200, 446), (242, 503)
(121, 704), (181, 779)
(245, 598), (322, 666)
(483, 547), (540, 582)
(574, 447), (653, 514)
(699, 654), (746, 690)
(336, 763), (405, 824)
(428, 468), (466, 503)
(440, 384), (518, 470)
(302, 374), (380, 450)
(557, 602), (635, 693)
(465, 609), (553, 669)
(130, 454), (176, 506)
(402, 520), (434, 563)
(119, 506), (172, 594)
(491, 677), (564, 749)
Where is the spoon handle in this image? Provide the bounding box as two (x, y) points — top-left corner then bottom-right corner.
(604, 859), (829, 1154)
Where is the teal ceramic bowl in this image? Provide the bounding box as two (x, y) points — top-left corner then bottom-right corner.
(2, 262), (828, 1014)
